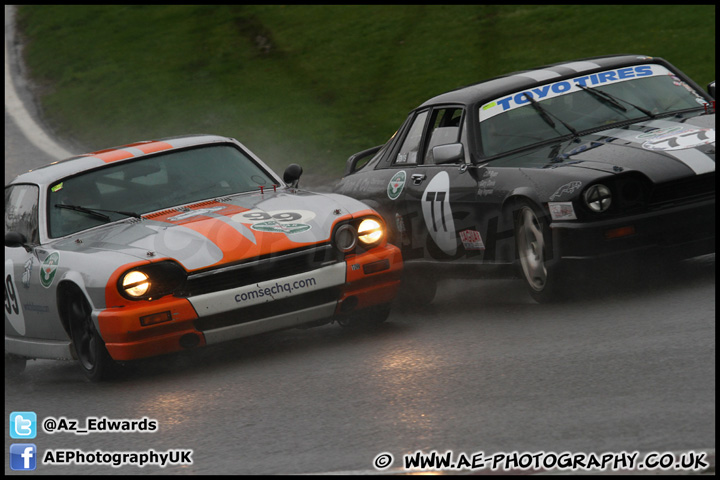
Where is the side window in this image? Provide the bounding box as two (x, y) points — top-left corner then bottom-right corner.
(394, 111), (428, 165)
(424, 108), (463, 164)
(4, 184), (40, 244)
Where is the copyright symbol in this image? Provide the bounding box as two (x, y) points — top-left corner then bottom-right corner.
(373, 452), (393, 470)
(43, 418), (56, 433)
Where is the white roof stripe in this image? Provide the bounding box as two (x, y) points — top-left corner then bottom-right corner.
(557, 61), (602, 72)
(512, 69), (561, 83)
(123, 147), (148, 157)
(510, 61), (602, 83)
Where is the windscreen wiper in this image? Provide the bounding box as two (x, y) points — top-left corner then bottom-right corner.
(577, 84), (655, 118)
(577, 84), (627, 112)
(523, 93), (579, 137)
(55, 204), (141, 220)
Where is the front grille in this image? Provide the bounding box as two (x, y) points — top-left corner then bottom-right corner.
(194, 287), (340, 331)
(649, 172), (715, 207)
(178, 244), (340, 297)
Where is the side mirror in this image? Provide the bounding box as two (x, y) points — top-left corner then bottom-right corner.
(432, 143), (465, 165)
(5, 231), (29, 250)
(707, 81), (715, 99)
(283, 164), (303, 188)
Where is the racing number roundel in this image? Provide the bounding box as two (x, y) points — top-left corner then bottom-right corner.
(421, 172), (456, 255)
(5, 259), (25, 335)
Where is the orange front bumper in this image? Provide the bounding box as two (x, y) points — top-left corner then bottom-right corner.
(337, 243), (403, 313)
(98, 296), (204, 361)
(98, 243), (403, 361)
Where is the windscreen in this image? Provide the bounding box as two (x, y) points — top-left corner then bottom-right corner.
(478, 64), (709, 157)
(48, 144), (276, 238)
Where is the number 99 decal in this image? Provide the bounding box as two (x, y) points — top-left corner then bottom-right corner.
(232, 209), (316, 224)
(231, 209), (316, 235)
(4, 259), (25, 335)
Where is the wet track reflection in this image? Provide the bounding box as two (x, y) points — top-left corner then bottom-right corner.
(5, 254), (714, 474)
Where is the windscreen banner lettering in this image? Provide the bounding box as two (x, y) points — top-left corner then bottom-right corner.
(480, 64), (669, 121)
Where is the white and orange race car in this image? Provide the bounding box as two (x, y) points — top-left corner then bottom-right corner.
(5, 135), (402, 381)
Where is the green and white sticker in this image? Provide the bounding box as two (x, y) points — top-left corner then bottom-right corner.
(40, 252), (60, 288)
(250, 221), (311, 235)
(387, 171), (407, 200)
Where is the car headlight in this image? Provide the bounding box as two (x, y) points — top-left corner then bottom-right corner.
(123, 271), (150, 297)
(357, 218), (383, 245)
(118, 261), (187, 300)
(333, 216), (385, 254)
(583, 184), (612, 213)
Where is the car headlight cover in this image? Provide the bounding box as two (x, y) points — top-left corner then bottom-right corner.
(122, 271), (150, 297)
(334, 223), (357, 252)
(357, 218), (383, 245)
(584, 184), (612, 213)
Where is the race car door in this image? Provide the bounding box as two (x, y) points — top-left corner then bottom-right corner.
(5, 184), (41, 340)
(392, 106), (485, 263)
(5, 184), (70, 346)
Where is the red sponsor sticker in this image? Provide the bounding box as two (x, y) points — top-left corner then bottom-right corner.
(459, 229), (484, 251)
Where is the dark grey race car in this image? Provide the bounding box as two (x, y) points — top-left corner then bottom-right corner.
(334, 55), (715, 302)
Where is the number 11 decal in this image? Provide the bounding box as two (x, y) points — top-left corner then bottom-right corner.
(421, 172), (456, 255)
(425, 191), (447, 232)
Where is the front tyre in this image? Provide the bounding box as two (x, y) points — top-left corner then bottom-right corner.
(515, 202), (565, 303)
(68, 294), (117, 382)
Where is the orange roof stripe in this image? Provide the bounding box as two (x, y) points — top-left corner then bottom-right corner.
(92, 141), (174, 163)
(95, 149), (135, 163)
(129, 141), (174, 154)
